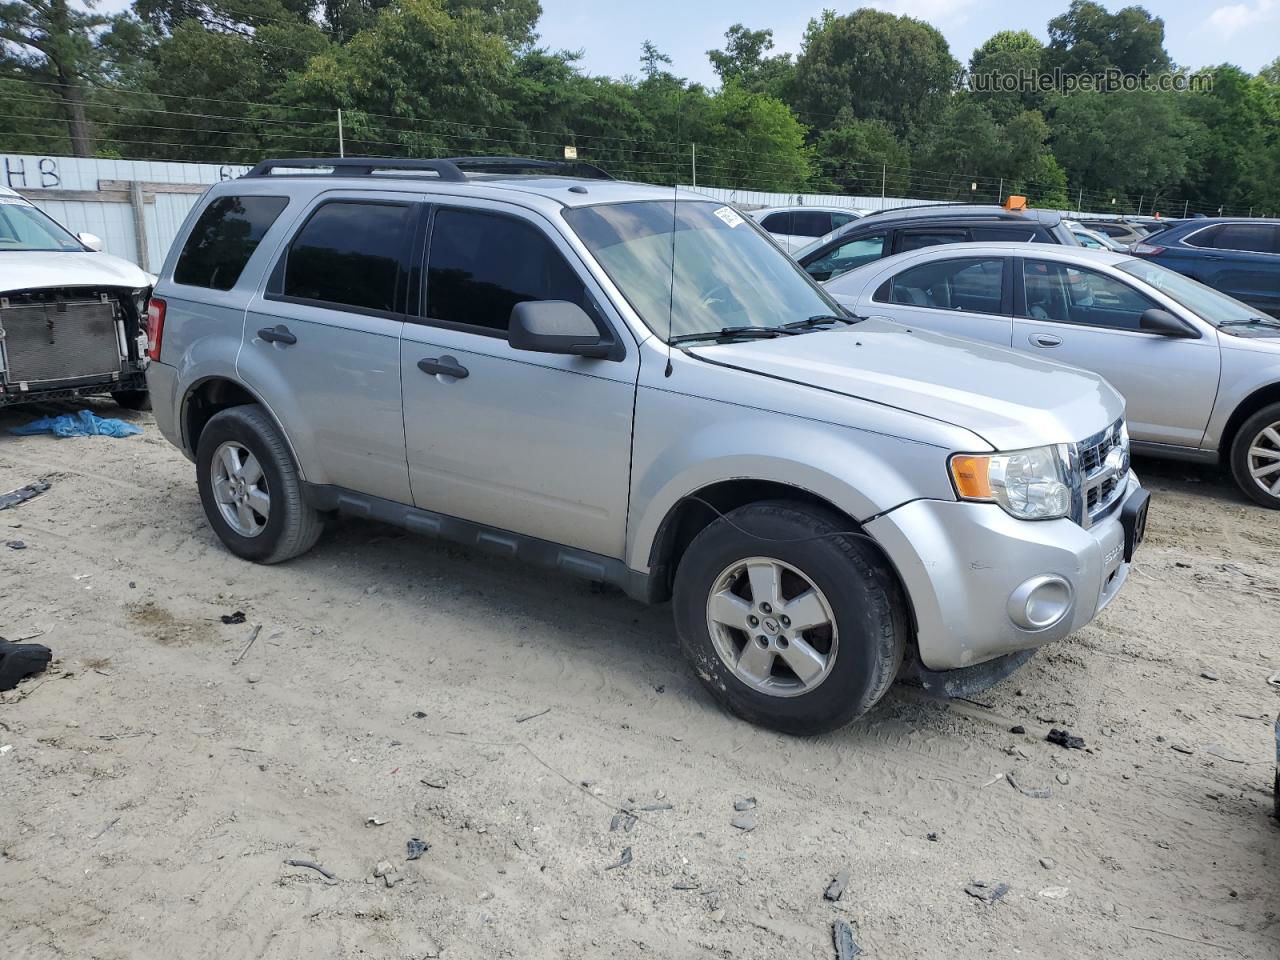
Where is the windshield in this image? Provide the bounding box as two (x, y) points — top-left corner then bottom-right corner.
(0, 198), (84, 252)
(564, 200), (843, 341)
(1116, 258), (1264, 326)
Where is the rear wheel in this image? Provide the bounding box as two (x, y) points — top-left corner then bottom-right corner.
(1229, 402), (1280, 509)
(196, 405), (322, 563)
(111, 389), (151, 411)
(672, 501), (905, 735)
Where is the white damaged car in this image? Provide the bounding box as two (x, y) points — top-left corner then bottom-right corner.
(0, 185), (152, 410)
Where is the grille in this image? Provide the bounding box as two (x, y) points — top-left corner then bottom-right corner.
(0, 297), (122, 386)
(1075, 418), (1128, 528)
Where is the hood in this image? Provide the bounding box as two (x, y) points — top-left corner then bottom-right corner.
(689, 319), (1124, 451)
(0, 251), (152, 293)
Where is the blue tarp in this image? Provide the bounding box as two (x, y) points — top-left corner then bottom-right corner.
(10, 409), (142, 439)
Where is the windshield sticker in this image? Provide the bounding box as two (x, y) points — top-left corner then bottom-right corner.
(713, 206), (745, 228)
(0, 195), (28, 205)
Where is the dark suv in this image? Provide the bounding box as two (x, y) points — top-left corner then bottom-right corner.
(795, 205), (1078, 283)
(1131, 218), (1280, 318)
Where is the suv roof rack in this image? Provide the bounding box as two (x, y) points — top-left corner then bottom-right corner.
(242, 155), (614, 182)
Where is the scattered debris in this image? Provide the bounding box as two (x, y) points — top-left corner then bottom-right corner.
(406, 838), (428, 860)
(285, 859), (336, 880)
(374, 860), (401, 887)
(5, 540), (26, 550)
(1039, 886), (1070, 900)
(1009, 724), (1026, 734)
(0, 480), (50, 511)
(515, 707), (551, 723)
(733, 797), (757, 812)
(672, 881), (700, 890)
(610, 812), (637, 833)
(0, 643), (53, 692)
(926, 831), (939, 842)
(1267, 671), (1280, 689)
(1040, 856), (1056, 870)
(730, 814), (756, 832)
(1046, 728), (1085, 750)
(220, 611), (247, 625)
(1055, 772), (1071, 785)
(231, 625), (262, 665)
(10, 410), (142, 439)
(1007, 772), (1052, 799)
(91, 816), (121, 840)
(1200, 671), (1220, 681)
(965, 881), (1010, 904)
(824, 869), (850, 902)
(832, 919), (861, 959)
(1170, 743), (1194, 755)
(0, 744), (11, 755)
(605, 846), (633, 871)
(638, 802), (672, 812)
(412, 711), (428, 719)
(365, 817), (388, 827)
(420, 777), (447, 789)
(1204, 744), (1247, 764)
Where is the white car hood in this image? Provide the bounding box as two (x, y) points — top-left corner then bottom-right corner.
(0, 251), (152, 292)
(689, 319), (1125, 451)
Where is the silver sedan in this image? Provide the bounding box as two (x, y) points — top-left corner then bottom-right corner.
(824, 242), (1280, 508)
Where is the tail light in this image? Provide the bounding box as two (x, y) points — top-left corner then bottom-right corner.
(1131, 242), (1165, 256)
(146, 297), (166, 361)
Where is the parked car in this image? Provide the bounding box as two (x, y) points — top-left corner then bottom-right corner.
(794, 204), (1078, 283)
(1078, 219), (1152, 246)
(0, 186), (152, 410)
(147, 156), (1146, 734)
(747, 205), (863, 253)
(1067, 222), (1127, 251)
(1130, 218), (1280, 318)
(823, 242), (1280, 508)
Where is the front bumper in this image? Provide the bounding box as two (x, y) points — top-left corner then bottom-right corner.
(0, 370), (147, 407)
(867, 471), (1142, 672)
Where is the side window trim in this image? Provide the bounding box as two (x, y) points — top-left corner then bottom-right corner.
(413, 202), (627, 360)
(263, 196), (420, 321)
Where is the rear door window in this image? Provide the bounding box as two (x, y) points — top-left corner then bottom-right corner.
(759, 212), (792, 234)
(896, 229), (968, 253)
(971, 225), (1037, 243)
(424, 208), (594, 334)
(876, 257), (1005, 313)
(174, 195), (288, 290)
(278, 200), (414, 314)
(790, 211), (834, 237)
(1021, 260), (1157, 329)
(1196, 223), (1279, 254)
(805, 234), (886, 282)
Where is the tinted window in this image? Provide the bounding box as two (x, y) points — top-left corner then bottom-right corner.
(760, 212), (791, 233)
(831, 212), (857, 230)
(805, 234), (885, 282)
(1023, 260), (1157, 330)
(877, 257), (1004, 313)
(1091, 223), (1129, 237)
(427, 208), (590, 332)
(897, 229), (967, 252)
(1194, 223), (1278, 254)
(282, 201), (412, 312)
(971, 226), (1037, 243)
(175, 195), (287, 290)
(790, 211), (833, 237)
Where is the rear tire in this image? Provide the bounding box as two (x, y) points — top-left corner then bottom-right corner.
(111, 389), (151, 411)
(672, 500), (906, 735)
(1229, 402), (1280, 509)
(196, 405), (322, 564)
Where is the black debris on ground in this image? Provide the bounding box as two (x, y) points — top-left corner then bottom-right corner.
(220, 611), (246, 625)
(1046, 728), (1086, 750)
(965, 881), (1011, 904)
(406, 838), (428, 861)
(0, 480), (50, 511)
(1009, 724), (1026, 734)
(0, 643), (53, 692)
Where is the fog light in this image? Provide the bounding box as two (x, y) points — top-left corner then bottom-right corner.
(1007, 575), (1073, 631)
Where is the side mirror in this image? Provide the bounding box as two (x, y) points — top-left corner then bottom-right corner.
(77, 232), (103, 251)
(508, 300), (614, 359)
(1139, 307), (1198, 338)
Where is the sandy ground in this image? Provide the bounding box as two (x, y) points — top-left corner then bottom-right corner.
(0, 399), (1277, 960)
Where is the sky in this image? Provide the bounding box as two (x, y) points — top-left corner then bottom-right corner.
(534, 0), (1280, 83)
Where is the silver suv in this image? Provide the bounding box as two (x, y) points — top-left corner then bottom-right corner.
(147, 157), (1149, 734)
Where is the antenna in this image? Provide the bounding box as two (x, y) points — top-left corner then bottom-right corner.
(664, 177), (677, 378)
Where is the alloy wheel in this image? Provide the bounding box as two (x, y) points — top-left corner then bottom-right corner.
(1247, 421), (1280, 500)
(210, 440), (271, 537)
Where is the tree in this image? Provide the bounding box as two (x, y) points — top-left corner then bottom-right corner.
(698, 83), (811, 190)
(1044, 1), (1170, 76)
(0, 0), (140, 155)
(791, 9), (959, 138)
(968, 30), (1045, 122)
(812, 114), (909, 195)
(707, 24), (793, 99)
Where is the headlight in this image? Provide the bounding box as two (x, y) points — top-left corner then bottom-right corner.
(950, 446), (1071, 520)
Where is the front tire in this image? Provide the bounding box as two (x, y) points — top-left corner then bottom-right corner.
(1229, 402), (1280, 509)
(196, 405), (322, 563)
(672, 501), (906, 735)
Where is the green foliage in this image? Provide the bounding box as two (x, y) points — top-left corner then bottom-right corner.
(1045, 1), (1170, 75)
(968, 30), (1045, 122)
(707, 24), (794, 100)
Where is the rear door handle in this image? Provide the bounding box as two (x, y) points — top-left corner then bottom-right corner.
(1029, 333), (1062, 348)
(258, 324), (297, 345)
(417, 355), (469, 379)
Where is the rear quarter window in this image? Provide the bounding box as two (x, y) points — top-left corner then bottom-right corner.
(174, 195), (288, 291)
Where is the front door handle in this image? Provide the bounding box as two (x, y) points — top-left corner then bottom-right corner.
(417, 355), (469, 379)
(258, 324), (297, 345)
(1029, 333), (1062, 348)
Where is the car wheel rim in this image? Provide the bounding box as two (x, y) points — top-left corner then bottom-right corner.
(211, 441), (270, 538)
(705, 556), (838, 698)
(1247, 420), (1280, 499)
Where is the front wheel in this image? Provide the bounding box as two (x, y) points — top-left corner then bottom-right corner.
(672, 501), (906, 735)
(1229, 402), (1280, 509)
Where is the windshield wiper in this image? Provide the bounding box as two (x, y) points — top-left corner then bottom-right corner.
(1219, 316), (1280, 329)
(669, 326), (798, 345)
(781, 313), (860, 331)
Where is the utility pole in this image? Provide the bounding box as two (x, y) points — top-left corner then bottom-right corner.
(881, 163), (886, 201)
(997, 177), (1003, 204)
(1183, 199), (1189, 218)
(337, 109), (345, 158)
(1077, 187), (1083, 213)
